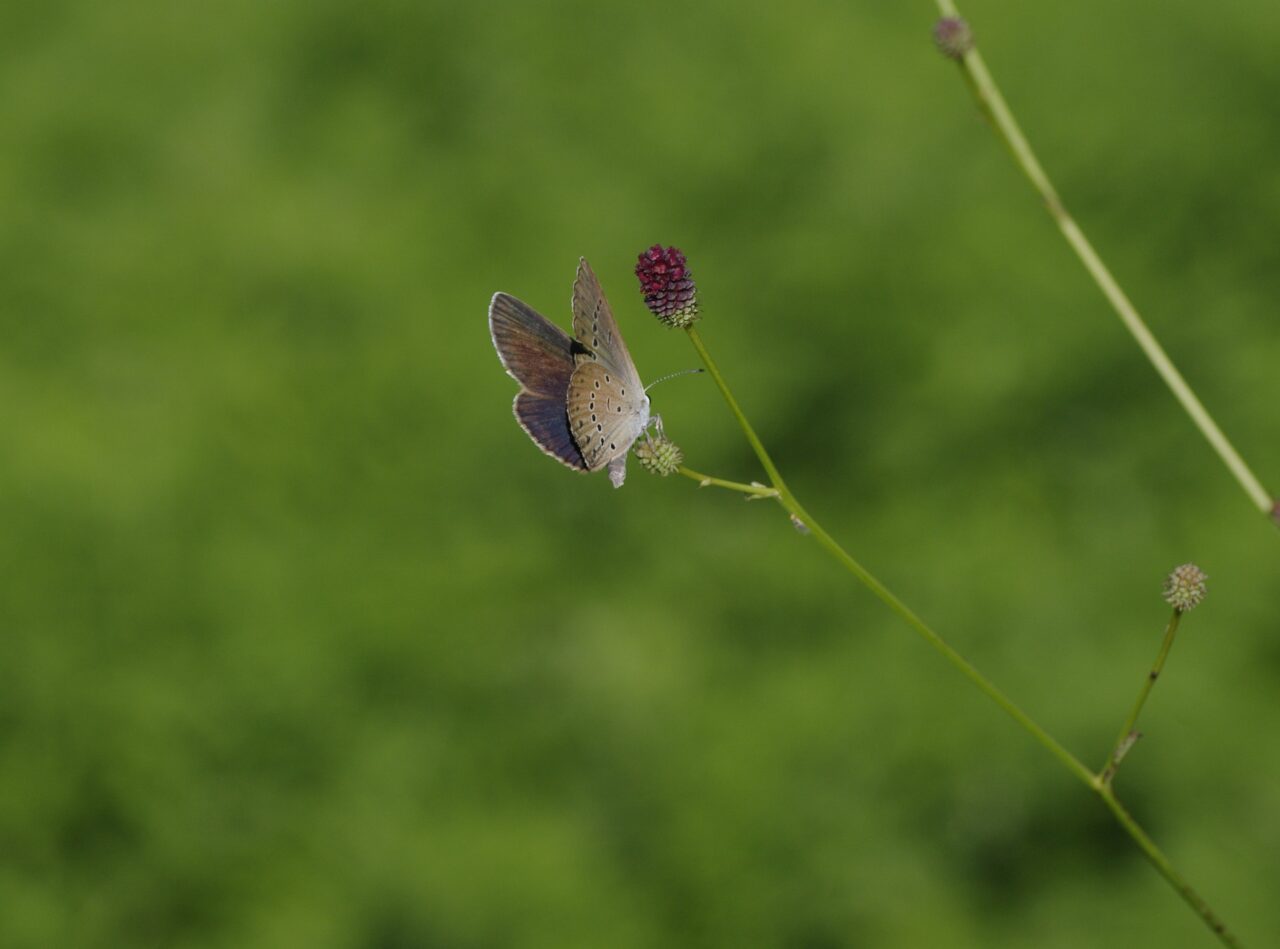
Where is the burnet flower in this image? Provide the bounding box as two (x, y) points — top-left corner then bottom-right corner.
(635, 244), (699, 329)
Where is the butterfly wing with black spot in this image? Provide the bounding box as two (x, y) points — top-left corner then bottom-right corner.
(566, 360), (650, 472)
(489, 291), (588, 472)
(565, 259), (649, 477)
(571, 258), (644, 390)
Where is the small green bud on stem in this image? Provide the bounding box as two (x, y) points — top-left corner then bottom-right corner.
(1162, 563), (1207, 612)
(635, 433), (683, 477)
(933, 17), (974, 60)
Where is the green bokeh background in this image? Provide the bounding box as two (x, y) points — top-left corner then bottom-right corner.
(4, 2), (1279, 946)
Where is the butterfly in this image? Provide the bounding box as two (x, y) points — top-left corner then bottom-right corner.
(489, 258), (652, 488)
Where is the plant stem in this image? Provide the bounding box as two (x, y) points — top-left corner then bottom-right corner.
(1096, 787), (1239, 947)
(684, 328), (794, 502)
(685, 325), (1094, 788)
(677, 465), (779, 498)
(1101, 609), (1182, 785)
(933, 0), (1274, 520)
(683, 322), (1241, 947)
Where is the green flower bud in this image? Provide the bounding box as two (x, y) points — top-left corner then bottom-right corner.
(933, 17), (973, 60)
(634, 433), (683, 477)
(1162, 563), (1207, 612)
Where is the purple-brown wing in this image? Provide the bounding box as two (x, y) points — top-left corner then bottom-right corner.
(489, 292), (588, 471)
(490, 292), (574, 397)
(570, 259), (643, 389)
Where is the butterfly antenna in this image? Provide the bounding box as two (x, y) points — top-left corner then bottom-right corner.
(644, 368), (705, 393)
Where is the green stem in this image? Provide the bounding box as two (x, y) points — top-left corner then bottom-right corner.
(684, 327), (795, 503)
(804, 501), (1098, 788)
(1097, 787), (1240, 947)
(677, 465), (779, 499)
(934, 0), (1274, 520)
(686, 324), (1093, 787)
(683, 321), (1241, 947)
(1101, 609), (1182, 785)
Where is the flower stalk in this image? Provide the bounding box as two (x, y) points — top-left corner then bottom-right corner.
(685, 322), (1098, 788)
(677, 465), (778, 499)
(643, 259), (1240, 945)
(687, 319), (1240, 946)
(1100, 609), (1181, 787)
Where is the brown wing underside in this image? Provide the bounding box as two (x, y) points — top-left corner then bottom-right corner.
(490, 292), (575, 398)
(490, 292), (588, 471)
(571, 259), (642, 387)
(566, 360), (648, 471)
(514, 390), (588, 471)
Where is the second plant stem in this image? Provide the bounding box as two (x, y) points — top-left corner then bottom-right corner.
(933, 0), (1273, 521)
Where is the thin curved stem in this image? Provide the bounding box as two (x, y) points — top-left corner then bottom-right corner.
(686, 325), (1093, 786)
(684, 328), (794, 502)
(1097, 787), (1239, 947)
(933, 0), (1274, 521)
(682, 322), (1241, 947)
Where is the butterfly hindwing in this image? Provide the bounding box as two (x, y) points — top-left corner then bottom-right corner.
(514, 391), (588, 471)
(567, 360), (649, 471)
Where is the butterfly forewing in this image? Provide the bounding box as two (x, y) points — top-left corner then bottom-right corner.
(571, 259), (643, 390)
(490, 293), (575, 397)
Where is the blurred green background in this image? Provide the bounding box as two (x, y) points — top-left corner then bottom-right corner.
(3, 1), (1279, 946)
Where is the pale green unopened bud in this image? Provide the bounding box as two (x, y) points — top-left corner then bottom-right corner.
(1162, 563), (1207, 612)
(933, 17), (973, 60)
(634, 434), (683, 477)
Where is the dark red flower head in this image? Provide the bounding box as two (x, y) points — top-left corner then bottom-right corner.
(635, 244), (700, 328)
